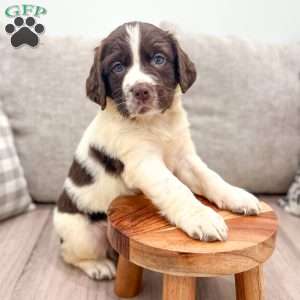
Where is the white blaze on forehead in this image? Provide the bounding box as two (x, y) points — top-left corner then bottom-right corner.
(126, 23), (140, 65)
(122, 23), (155, 93)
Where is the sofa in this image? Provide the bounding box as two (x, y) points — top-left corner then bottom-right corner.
(0, 22), (299, 299)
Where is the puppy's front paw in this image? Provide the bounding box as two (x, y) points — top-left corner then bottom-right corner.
(223, 187), (261, 215)
(179, 206), (228, 242)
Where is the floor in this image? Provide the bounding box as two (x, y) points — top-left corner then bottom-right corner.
(0, 196), (299, 300)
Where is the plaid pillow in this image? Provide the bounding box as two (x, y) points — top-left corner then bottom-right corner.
(0, 107), (32, 221)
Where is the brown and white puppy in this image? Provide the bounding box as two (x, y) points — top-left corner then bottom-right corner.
(53, 22), (261, 280)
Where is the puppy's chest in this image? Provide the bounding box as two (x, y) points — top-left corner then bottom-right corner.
(146, 127), (187, 171)
(111, 123), (184, 172)
(162, 139), (184, 172)
(93, 109), (189, 172)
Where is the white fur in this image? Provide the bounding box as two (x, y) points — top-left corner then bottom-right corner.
(53, 208), (116, 280)
(123, 23), (156, 115)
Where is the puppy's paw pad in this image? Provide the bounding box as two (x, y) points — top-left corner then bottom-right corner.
(79, 259), (116, 281)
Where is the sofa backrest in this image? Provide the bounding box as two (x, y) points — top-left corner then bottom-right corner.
(0, 26), (299, 202)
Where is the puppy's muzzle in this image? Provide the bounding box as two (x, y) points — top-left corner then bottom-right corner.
(128, 83), (158, 115)
(130, 83), (155, 102)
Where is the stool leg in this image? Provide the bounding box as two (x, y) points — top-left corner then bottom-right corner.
(235, 265), (264, 300)
(114, 255), (143, 298)
(163, 274), (196, 300)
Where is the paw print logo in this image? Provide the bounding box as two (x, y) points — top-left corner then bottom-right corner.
(5, 16), (45, 48)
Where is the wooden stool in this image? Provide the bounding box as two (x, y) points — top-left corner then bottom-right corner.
(107, 195), (278, 300)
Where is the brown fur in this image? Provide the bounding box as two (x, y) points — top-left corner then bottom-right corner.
(69, 158), (94, 186)
(89, 145), (124, 175)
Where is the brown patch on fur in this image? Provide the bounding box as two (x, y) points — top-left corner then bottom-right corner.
(57, 189), (107, 222)
(57, 189), (81, 214)
(86, 46), (107, 109)
(89, 145), (124, 175)
(88, 212), (107, 222)
(69, 158), (94, 186)
(172, 38), (197, 93)
(86, 25), (131, 115)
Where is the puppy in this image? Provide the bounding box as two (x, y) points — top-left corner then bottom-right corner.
(53, 22), (261, 280)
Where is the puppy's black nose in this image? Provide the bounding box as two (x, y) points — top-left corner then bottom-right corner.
(131, 83), (151, 102)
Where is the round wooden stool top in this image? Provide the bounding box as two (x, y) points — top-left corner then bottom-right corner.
(107, 195), (278, 277)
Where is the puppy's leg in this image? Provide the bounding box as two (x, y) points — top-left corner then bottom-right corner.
(123, 155), (228, 241)
(53, 209), (116, 280)
(175, 149), (261, 215)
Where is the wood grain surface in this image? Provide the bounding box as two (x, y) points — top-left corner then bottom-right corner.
(162, 274), (196, 300)
(235, 265), (264, 300)
(107, 195), (278, 276)
(115, 255), (143, 297)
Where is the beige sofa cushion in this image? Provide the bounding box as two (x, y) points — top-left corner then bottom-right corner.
(0, 25), (299, 202)
(162, 23), (300, 194)
(0, 33), (97, 202)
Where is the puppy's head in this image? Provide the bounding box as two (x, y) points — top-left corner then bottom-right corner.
(86, 22), (196, 117)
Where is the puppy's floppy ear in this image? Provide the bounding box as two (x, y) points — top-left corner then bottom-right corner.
(86, 46), (106, 110)
(172, 36), (197, 93)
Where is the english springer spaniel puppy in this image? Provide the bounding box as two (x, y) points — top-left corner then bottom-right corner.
(53, 22), (261, 280)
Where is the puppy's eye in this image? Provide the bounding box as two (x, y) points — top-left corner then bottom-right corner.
(111, 62), (125, 73)
(151, 53), (166, 66)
